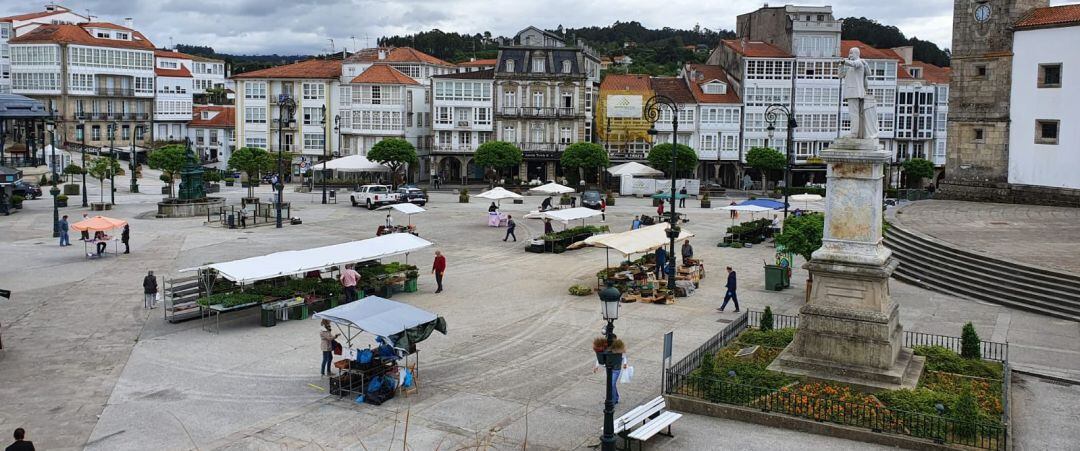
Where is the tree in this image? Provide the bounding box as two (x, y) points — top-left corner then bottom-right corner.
(63, 163), (85, 184)
(228, 147), (275, 198)
(367, 138), (418, 188)
(561, 142), (609, 186)
(647, 143), (697, 177)
(474, 141), (523, 186)
(775, 213), (825, 278)
(746, 147), (787, 194)
(902, 158), (935, 189)
(760, 306), (775, 331)
(87, 156), (121, 203)
(147, 144), (188, 198)
(960, 322), (981, 359)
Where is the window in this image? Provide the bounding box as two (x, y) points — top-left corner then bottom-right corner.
(560, 127), (572, 144)
(532, 58), (545, 73)
(91, 125), (101, 141)
(245, 137), (267, 149)
(304, 133), (325, 150)
(1035, 120), (1059, 145)
(460, 132), (471, 148)
(11, 72), (60, 91)
(700, 134), (717, 151)
(532, 91), (544, 108)
(1039, 64), (1062, 88)
(303, 107), (324, 125)
(505, 60), (515, 72)
(121, 125), (130, 140)
(302, 82), (325, 100)
(474, 107), (491, 125)
(503, 125), (516, 142)
(703, 83), (727, 95)
(746, 59), (793, 79)
(562, 92), (573, 109)
(908, 67), (922, 78)
(435, 107), (452, 125)
(244, 106), (267, 123)
(503, 90), (517, 107)
(745, 86), (791, 106)
(974, 128), (984, 142)
(562, 60), (572, 74)
(244, 81), (267, 99)
(354, 111), (403, 130)
(437, 131), (452, 146)
(974, 64), (987, 78)
(160, 61), (178, 69)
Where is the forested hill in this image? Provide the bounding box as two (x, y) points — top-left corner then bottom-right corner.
(174, 44), (340, 75)
(840, 17), (951, 67)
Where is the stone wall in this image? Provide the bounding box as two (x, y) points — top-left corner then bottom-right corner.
(937, 180), (1080, 207)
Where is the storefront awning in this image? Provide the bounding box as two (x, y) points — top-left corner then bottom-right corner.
(322, 155), (391, 172)
(585, 223), (694, 256)
(607, 161), (663, 177)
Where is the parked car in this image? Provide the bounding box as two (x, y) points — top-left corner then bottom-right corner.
(396, 187), (427, 206)
(350, 185), (399, 209)
(12, 180), (41, 199)
(580, 190), (602, 209)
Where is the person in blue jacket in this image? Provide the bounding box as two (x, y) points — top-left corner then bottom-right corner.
(654, 247), (667, 279)
(719, 266), (740, 312)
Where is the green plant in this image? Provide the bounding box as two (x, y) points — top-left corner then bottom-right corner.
(475, 141), (524, 186)
(568, 284), (592, 296)
(912, 346), (1002, 379)
(224, 177), (235, 183)
(11, 194), (25, 205)
(737, 328), (796, 348)
(159, 174), (172, 184)
(203, 171), (222, 183)
(39, 174), (49, 186)
(700, 192), (710, 201)
(57, 194), (68, 202)
(646, 143), (697, 177)
(63, 163), (85, 177)
(952, 384), (981, 439)
(148, 144), (188, 198)
(196, 292), (264, 308)
(902, 158), (935, 189)
(541, 225), (609, 242)
(367, 138), (418, 187)
(87, 156), (121, 202)
(228, 147), (275, 198)
(774, 213), (824, 262)
(726, 218), (773, 244)
(759, 306), (775, 331)
(746, 147), (787, 194)
(961, 322), (981, 360)
(561, 142), (609, 185)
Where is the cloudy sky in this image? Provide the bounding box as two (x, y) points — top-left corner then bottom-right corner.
(3, 0), (1077, 55)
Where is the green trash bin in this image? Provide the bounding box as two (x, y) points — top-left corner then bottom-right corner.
(405, 278), (418, 293)
(260, 305), (277, 327)
(764, 265), (789, 291)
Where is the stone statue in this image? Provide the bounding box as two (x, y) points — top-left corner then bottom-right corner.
(839, 47), (878, 140)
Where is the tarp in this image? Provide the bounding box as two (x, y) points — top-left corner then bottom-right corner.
(313, 296), (446, 348)
(377, 203), (426, 215)
(739, 199), (785, 210)
(181, 233), (433, 283)
(71, 216), (127, 232)
(529, 182), (575, 195)
(526, 207), (602, 224)
(715, 204), (774, 213)
(607, 162), (663, 177)
(475, 187), (523, 200)
(585, 223), (694, 256)
(322, 155), (391, 172)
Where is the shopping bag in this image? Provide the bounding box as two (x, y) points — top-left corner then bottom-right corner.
(620, 366), (634, 383)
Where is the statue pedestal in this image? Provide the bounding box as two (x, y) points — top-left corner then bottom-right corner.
(768, 137), (923, 391)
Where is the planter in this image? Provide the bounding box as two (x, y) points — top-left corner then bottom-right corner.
(161, 186), (171, 195)
(700, 200), (712, 208)
(90, 202), (109, 211)
(206, 184), (220, 193)
(56, 199), (68, 208)
(560, 197), (572, 206)
(605, 197), (615, 206)
(225, 181), (235, 187)
(13, 203), (23, 210)
(404, 278), (418, 293)
(512, 199), (524, 204)
(63, 184), (80, 195)
(458, 195), (469, 203)
(242, 197), (261, 207)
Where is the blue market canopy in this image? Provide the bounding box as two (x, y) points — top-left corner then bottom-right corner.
(739, 198), (785, 210)
(650, 192), (690, 200)
(314, 296), (447, 349)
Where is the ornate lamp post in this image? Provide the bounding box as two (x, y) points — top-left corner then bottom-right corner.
(764, 104), (797, 219)
(643, 94), (680, 293)
(276, 93), (296, 228)
(108, 121), (117, 205)
(321, 105), (329, 204)
(597, 283), (621, 451)
(79, 118), (88, 207)
(48, 115), (60, 238)
(130, 124), (141, 193)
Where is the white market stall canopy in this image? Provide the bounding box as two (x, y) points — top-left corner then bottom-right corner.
(181, 233), (432, 283)
(526, 207), (603, 224)
(314, 296), (444, 340)
(475, 187), (523, 200)
(715, 204), (774, 213)
(377, 202), (427, 215)
(529, 182), (575, 195)
(322, 155), (391, 172)
(608, 161), (663, 177)
(585, 223), (694, 256)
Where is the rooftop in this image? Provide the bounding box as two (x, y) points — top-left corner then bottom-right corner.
(1015, 4), (1080, 29)
(155, 66), (193, 78)
(432, 68), (495, 80)
(458, 58), (497, 67)
(233, 59), (342, 79)
(154, 49), (198, 60)
(189, 106), (235, 128)
(649, 77), (696, 104)
(721, 39), (792, 58)
(841, 40), (903, 61)
(345, 47), (454, 67)
(683, 64), (741, 104)
(902, 61), (951, 84)
(0, 6), (76, 23)
(9, 23), (155, 50)
(599, 74), (652, 92)
(350, 64), (420, 85)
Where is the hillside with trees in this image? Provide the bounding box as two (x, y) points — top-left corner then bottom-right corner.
(840, 17), (951, 67)
(174, 44), (338, 75)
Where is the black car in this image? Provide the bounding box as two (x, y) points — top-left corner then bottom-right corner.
(12, 180), (41, 199)
(396, 187), (427, 206)
(581, 190), (602, 209)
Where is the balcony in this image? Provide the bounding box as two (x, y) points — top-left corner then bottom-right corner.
(431, 145), (477, 154)
(96, 87), (135, 97)
(496, 107), (582, 119)
(270, 119), (298, 130)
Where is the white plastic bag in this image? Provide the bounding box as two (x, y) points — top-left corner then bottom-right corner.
(620, 366), (634, 383)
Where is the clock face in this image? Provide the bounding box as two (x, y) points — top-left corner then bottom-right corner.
(975, 4), (992, 23)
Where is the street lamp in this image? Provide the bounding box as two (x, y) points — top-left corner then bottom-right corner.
(130, 124), (141, 193)
(764, 104), (797, 219)
(276, 93), (297, 228)
(643, 94), (680, 294)
(48, 115), (60, 238)
(108, 121), (117, 205)
(597, 282), (621, 451)
(321, 105), (328, 204)
(79, 118), (88, 207)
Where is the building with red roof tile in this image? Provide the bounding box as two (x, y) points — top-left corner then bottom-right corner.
(188, 106), (236, 168)
(1, 5), (88, 94)
(154, 49), (196, 140)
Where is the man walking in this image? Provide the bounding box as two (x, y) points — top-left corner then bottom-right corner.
(655, 246), (667, 279)
(503, 215), (517, 242)
(432, 250), (446, 293)
(340, 264), (360, 303)
(678, 187), (687, 208)
(58, 215), (70, 246)
(719, 266), (740, 312)
(600, 198), (606, 221)
(121, 224), (130, 254)
(143, 271), (157, 309)
(681, 240), (693, 265)
(6, 428), (34, 451)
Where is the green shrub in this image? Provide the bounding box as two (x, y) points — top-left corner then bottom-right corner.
(40, 174), (49, 186)
(725, 218), (772, 244)
(952, 384), (981, 439)
(11, 195), (25, 204)
(760, 306), (774, 331)
(737, 328), (795, 348)
(196, 293), (263, 307)
(568, 284), (592, 296)
(961, 322), (981, 359)
(542, 224), (610, 242)
(913, 345), (1002, 379)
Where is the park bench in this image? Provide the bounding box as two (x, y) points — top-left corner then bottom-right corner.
(613, 396), (682, 450)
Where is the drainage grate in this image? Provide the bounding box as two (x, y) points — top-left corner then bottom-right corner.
(989, 222), (1009, 225)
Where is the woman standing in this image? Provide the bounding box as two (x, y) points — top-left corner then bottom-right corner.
(320, 320), (339, 376)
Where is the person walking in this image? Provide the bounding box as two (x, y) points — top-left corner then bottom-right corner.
(655, 246), (667, 279)
(719, 266), (740, 312)
(656, 200), (664, 220)
(340, 263), (360, 303)
(6, 428), (34, 451)
(678, 187), (687, 208)
(570, 195), (576, 208)
(143, 271), (157, 309)
(729, 201), (738, 220)
(121, 224), (130, 254)
(600, 198), (606, 221)
(592, 337), (629, 405)
(58, 215), (70, 246)
(681, 240), (694, 265)
(503, 215), (517, 242)
(80, 213), (90, 240)
(432, 250), (446, 293)
(319, 320), (340, 377)
(543, 218), (554, 235)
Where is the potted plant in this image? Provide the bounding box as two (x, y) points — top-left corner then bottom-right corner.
(11, 195), (24, 209)
(560, 193), (572, 205)
(700, 192), (711, 208)
(593, 337), (626, 365)
(204, 171), (221, 193)
(224, 177), (235, 187)
(458, 187), (469, 203)
(56, 194), (68, 208)
(605, 190), (616, 206)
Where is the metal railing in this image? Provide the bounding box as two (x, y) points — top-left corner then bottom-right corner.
(496, 107), (579, 118)
(747, 310), (799, 329)
(96, 87), (135, 97)
(665, 312), (748, 392)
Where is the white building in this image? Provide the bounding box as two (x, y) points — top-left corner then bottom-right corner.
(233, 59), (342, 171)
(0, 5), (88, 94)
(153, 49), (193, 140)
(190, 54), (229, 96)
(682, 64), (742, 182)
(1008, 5), (1080, 190)
(889, 45), (950, 167)
(188, 105), (235, 168)
(430, 69), (495, 182)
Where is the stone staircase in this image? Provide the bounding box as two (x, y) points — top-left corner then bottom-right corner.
(884, 224), (1080, 322)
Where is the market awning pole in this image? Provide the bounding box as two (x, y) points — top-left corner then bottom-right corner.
(606, 247), (610, 268)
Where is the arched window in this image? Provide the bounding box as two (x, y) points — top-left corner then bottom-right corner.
(505, 60), (515, 72)
(562, 60), (571, 74)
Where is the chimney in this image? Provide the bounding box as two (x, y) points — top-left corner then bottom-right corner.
(124, 17), (133, 29)
(377, 49), (386, 60)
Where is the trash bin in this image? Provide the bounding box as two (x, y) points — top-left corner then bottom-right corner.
(226, 213), (236, 229)
(260, 305), (277, 327)
(405, 278), (418, 293)
(764, 265), (790, 291)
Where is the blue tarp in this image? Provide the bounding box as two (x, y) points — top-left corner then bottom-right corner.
(739, 199), (784, 210)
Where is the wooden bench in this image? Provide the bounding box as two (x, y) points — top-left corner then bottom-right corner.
(613, 396), (682, 450)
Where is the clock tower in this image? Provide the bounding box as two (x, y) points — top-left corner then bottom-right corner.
(939, 0), (1048, 200)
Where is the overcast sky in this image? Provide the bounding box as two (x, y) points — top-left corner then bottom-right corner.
(3, 1), (1078, 55)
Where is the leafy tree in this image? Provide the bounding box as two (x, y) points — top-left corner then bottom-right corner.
(746, 147), (787, 194)
(147, 144), (188, 198)
(87, 156), (121, 203)
(228, 147), (275, 198)
(841, 17), (950, 67)
(63, 163), (85, 184)
(960, 322), (981, 360)
(561, 142), (609, 185)
(775, 213), (825, 280)
(647, 143), (697, 177)
(367, 138), (418, 188)
(474, 141), (523, 186)
(902, 158), (935, 189)
(760, 306), (775, 331)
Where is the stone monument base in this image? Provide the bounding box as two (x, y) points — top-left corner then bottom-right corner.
(157, 197), (225, 218)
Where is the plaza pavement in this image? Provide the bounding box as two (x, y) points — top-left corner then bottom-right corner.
(0, 169), (1077, 450)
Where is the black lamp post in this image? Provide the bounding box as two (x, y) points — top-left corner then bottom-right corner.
(130, 124), (140, 193)
(597, 283), (621, 451)
(79, 119), (88, 207)
(108, 121), (117, 205)
(321, 105), (328, 204)
(276, 93), (296, 228)
(48, 116), (60, 238)
(764, 104), (797, 219)
(643, 94), (680, 293)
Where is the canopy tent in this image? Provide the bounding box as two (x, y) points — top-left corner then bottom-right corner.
(529, 182), (575, 195)
(313, 295), (447, 350)
(715, 204), (774, 213)
(607, 162), (663, 177)
(181, 233), (433, 283)
(790, 193), (825, 210)
(71, 215), (127, 232)
(739, 198), (784, 210)
(585, 223), (694, 257)
(377, 202), (426, 226)
(321, 155), (391, 172)
(476, 187), (523, 207)
(524, 206), (603, 228)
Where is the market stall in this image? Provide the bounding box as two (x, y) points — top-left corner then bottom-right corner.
(716, 204), (777, 246)
(314, 295), (447, 403)
(522, 207), (608, 253)
(70, 215), (127, 259)
(376, 202), (425, 236)
(585, 223), (697, 303)
(529, 182), (576, 211)
(475, 187), (522, 226)
(790, 193), (825, 211)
